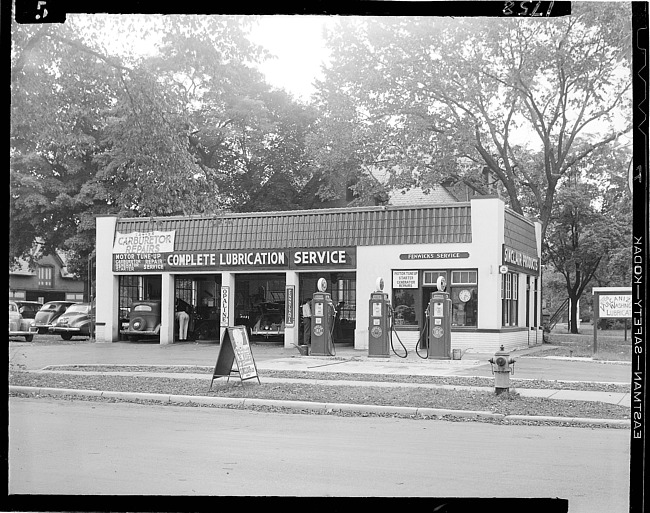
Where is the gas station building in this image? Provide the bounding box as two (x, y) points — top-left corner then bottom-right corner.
(94, 195), (543, 354)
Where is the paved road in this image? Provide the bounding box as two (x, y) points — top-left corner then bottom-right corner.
(9, 397), (630, 511)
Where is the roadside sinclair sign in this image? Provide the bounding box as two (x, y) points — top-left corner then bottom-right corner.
(597, 294), (632, 318)
(592, 287), (632, 355)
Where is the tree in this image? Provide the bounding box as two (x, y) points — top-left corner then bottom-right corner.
(543, 147), (632, 333)
(312, 4), (632, 238)
(10, 15), (316, 277)
(190, 87), (318, 212)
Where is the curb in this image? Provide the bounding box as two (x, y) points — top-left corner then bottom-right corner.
(9, 386), (630, 427)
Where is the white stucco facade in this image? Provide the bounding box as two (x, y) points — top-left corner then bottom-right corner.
(94, 197), (543, 354)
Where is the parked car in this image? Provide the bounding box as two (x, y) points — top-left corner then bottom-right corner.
(31, 301), (77, 334)
(48, 302), (95, 340)
(251, 302), (285, 338)
(9, 300), (37, 342)
(13, 300), (43, 319)
(120, 300), (161, 341)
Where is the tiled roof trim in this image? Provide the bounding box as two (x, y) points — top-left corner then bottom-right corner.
(114, 204), (473, 251)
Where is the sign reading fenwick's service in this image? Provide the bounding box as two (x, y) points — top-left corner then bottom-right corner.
(502, 245), (540, 275)
(112, 231), (356, 272)
(400, 252), (469, 260)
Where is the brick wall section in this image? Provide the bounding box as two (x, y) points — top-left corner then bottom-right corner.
(392, 329), (533, 354)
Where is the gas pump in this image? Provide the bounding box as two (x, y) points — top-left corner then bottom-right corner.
(310, 278), (336, 356)
(368, 277), (408, 358)
(425, 276), (452, 359)
(368, 278), (390, 358)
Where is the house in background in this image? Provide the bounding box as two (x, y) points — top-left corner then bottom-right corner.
(9, 251), (86, 304)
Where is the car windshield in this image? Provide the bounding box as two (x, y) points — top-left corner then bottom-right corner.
(17, 304), (40, 317)
(41, 303), (65, 311)
(65, 304), (89, 314)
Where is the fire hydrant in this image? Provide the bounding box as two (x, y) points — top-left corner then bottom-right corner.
(488, 345), (516, 395)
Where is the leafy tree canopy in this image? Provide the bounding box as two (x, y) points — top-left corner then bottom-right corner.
(311, 3), (632, 238)
(10, 15), (316, 276)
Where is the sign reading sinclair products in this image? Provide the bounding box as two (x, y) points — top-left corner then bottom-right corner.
(502, 245), (540, 275)
(112, 232), (356, 272)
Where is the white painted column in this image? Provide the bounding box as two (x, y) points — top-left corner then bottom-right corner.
(470, 198), (505, 330)
(95, 216), (119, 343)
(160, 273), (175, 345)
(355, 268), (373, 351)
(284, 271), (299, 348)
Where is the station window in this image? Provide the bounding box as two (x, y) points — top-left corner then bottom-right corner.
(175, 277), (194, 309)
(37, 266), (53, 288)
(450, 269), (477, 327)
(404, 269), (478, 329)
(501, 272), (519, 326)
(423, 271), (446, 286)
(392, 288), (417, 326)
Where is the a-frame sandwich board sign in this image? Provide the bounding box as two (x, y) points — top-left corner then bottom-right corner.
(209, 326), (261, 390)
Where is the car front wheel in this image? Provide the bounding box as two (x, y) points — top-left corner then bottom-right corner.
(24, 334), (33, 342)
(61, 333), (73, 341)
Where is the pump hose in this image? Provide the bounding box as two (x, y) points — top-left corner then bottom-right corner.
(414, 316), (430, 360)
(389, 316), (408, 359)
(327, 313), (337, 356)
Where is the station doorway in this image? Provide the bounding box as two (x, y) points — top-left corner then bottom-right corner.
(118, 275), (162, 339)
(175, 275), (221, 342)
(299, 272), (356, 345)
(234, 273), (286, 341)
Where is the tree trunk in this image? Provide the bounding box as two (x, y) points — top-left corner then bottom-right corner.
(569, 295), (580, 334)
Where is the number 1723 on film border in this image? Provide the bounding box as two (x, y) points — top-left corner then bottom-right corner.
(503, 1), (555, 17)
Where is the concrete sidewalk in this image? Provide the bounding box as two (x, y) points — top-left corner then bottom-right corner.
(26, 367), (632, 407)
(9, 340), (632, 426)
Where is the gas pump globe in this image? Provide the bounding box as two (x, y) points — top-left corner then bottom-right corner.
(368, 277), (390, 358)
